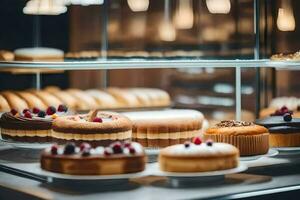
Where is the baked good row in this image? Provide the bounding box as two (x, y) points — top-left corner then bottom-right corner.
(270, 51), (300, 61)
(0, 87), (170, 112)
(0, 48), (205, 62)
(41, 138), (239, 175)
(0, 108), (205, 148)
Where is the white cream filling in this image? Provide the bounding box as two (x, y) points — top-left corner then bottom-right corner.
(132, 130), (200, 139)
(51, 130), (132, 141)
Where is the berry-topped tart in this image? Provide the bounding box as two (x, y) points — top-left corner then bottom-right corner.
(256, 112), (300, 147)
(0, 105), (69, 143)
(159, 137), (239, 173)
(41, 141), (146, 175)
(51, 110), (132, 147)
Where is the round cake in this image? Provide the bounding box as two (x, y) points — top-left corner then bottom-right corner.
(51, 110), (132, 147)
(41, 141), (146, 175)
(123, 109), (204, 148)
(14, 47), (64, 61)
(256, 113), (300, 147)
(159, 137), (239, 172)
(0, 105), (69, 143)
(203, 120), (269, 156)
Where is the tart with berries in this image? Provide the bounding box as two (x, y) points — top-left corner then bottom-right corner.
(51, 110), (132, 147)
(41, 141), (146, 175)
(203, 120), (269, 156)
(256, 113), (300, 147)
(0, 105), (69, 143)
(159, 137), (239, 172)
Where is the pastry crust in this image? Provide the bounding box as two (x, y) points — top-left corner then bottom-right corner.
(1, 91), (28, 112)
(14, 47), (64, 61)
(107, 88), (141, 107)
(85, 89), (119, 108)
(0, 94), (10, 112)
(159, 143), (239, 172)
(205, 125), (268, 136)
(67, 89), (99, 110)
(16, 91), (47, 110)
(29, 90), (62, 108)
(0, 50), (14, 61)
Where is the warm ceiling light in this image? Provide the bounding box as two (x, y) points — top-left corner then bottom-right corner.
(127, 0), (149, 12)
(23, 0), (67, 15)
(206, 0), (231, 14)
(159, 21), (176, 41)
(174, 0), (194, 29)
(277, 0), (295, 31)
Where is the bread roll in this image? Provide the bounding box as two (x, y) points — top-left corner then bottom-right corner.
(16, 91), (47, 110)
(1, 91), (28, 112)
(0, 94), (10, 112)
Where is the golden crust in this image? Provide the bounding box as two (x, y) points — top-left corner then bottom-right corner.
(0, 94), (10, 112)
(205, 125), (268, 136)
(16, 91), (47, 110)
(1, 91), (28, 112)
(52, 111), (132, 133)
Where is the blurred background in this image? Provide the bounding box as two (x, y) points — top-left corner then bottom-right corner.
(0, 0), (300, 121)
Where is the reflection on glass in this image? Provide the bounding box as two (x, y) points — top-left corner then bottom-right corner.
(277, 0), (296, 32)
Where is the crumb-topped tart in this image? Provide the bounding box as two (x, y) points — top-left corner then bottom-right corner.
(159, 137), (239, 172)
(203, 120), (269, 156)
(51, 110), (132, 147)
(0, 105), (69, 143)
(41, 141), (146, 175)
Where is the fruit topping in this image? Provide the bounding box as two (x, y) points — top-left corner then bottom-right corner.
(283, 113), (292, 122)
(64, 143), (76, 155)
(112, 142), (123, 154)
(22, 108), (30, 114)
(271, 106), (293, 116)
(80, 143), (91, 151)
(193, 137), (202, 145)
(124, 141), (131, 148)
(32, 107), (40, 114)
(10, 109), (18, 116)
(93, 117), (103, 123)
(206, 139), (213, 146)
(104, 147), (113, 156)
(81, 149), (91, 157)
(46, 106), (56, 115)
(129, 147), (136, 154)
(51, 144), (58, 155)
(58, 104), (68, 112)
(51, 113), (58, 119)
(184, 141), (191, 148)
(24, 111), (32, 118)
(37, 110), (46, 118)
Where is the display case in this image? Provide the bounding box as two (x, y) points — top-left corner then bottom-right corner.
(1, 0), (300, 199)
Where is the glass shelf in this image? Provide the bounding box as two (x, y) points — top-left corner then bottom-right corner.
(1, 59), (300, 71)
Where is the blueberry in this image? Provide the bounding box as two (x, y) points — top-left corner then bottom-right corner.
(64, 143), (76, 155)
(38, 111), (46, 118)
(283, 113), (292, 122)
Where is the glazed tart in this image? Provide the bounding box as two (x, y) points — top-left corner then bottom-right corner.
(203, 120), (269, 156)
(51, 110), (132, 147)
(256, 113), (300, 147)
(41, 141), (146, 175)
(159, 137), (239, 172)
(0, 105), (69, 143)
(124, 109), (204, 148)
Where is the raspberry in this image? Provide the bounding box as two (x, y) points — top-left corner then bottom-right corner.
(129, 147), (136, 154)
(46, 106), (56, 115)
(104, 148), (112, 156)
(32, 107), (40, 114)
(58, 104), (68, 112)
(112, 142), (123, 154)
(51, 144), (58, 155)
(80, 143), (91, 151)
(193, 137), (202, 145)
(22, 109), (30, 114)
(124, 141), (131, 148)
(93, 117), (103, 123)
(24, 111), (32, 118)
(10, 109), (18, 116)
